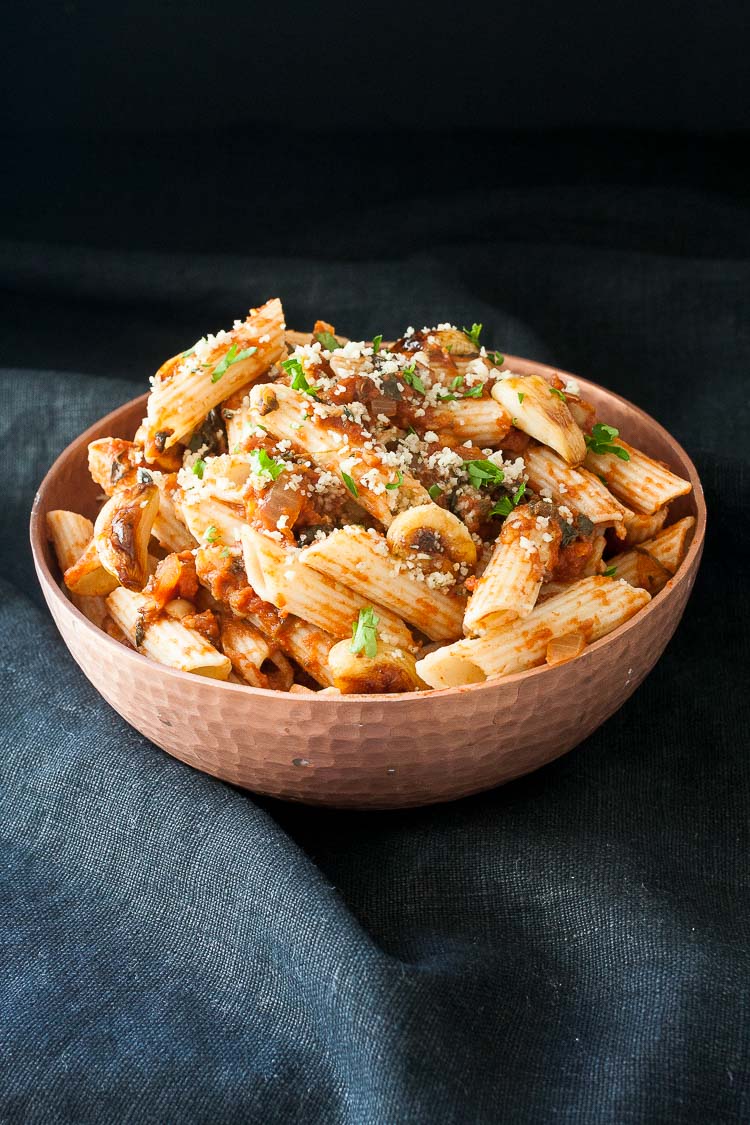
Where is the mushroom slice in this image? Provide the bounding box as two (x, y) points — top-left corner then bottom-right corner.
(94, 482), (160, 589)
(492, 374), (586, 465)
(386, 504), (477, 567)
(327, 639), (425, 694)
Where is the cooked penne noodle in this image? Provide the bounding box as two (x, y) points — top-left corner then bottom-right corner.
(240, 526), (415, 649)
(524, 443), (632, 531)
(327, 638), (424, 694)
(417, 576), (650, 688)
(47, 510), (110, 626)
(246, 382), (430, 525)
(426, 398), (513, 446)
(64, 539), (120, 597)
(220, 617), (294, 690)
(585, 440), (692, 514)
(623, 506), (669, 547)
(175, 490), (251, 548)
(463, 505), (562, 635)
(143, 298), (286, 456)
(106, 588), (231, 679)
(47, 510), (95, 572)
(273, 617), (338, 687)
(492, 374), (586, 464)
(300, 526), (465, 642)
(606, 516), (695, 593)
(56, 300), (693, 696)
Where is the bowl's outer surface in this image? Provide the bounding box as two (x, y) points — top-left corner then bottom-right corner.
(31, 359), (705, 809)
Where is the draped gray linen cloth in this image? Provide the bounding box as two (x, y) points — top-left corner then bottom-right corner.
(1, 133), (748, 1123)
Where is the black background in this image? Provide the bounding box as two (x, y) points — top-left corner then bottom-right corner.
(1, 2), (749, 1123)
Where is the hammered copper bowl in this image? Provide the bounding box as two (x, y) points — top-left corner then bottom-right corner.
(30, 357), (705, 809)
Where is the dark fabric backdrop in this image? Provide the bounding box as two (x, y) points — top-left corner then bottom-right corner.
(1, 125), (749, 1123)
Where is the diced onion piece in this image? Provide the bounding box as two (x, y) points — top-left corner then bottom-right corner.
(545, 631), (586, 666)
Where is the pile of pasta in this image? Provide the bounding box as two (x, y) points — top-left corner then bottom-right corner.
(47, 297), (695, 694)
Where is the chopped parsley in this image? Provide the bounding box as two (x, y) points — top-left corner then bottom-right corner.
(438, 374), (482, 402)
(350, 606), (379, 659)
(221, 547), (231, 558)
(585, 423), (631, 461)
(341, 472), (359, 497)
(282, 357), (320, 396)
(549, 386), (567, 401)
(210, 343), (258, 384)
(372, 334), (383, 354)
(205, 525), (218, 543)
(315, 330), (341, 351)
(463, 459), (504, 489)
(463, 384), (484, 398)
(487, 350), (505, 366)
(490, 482), (527, 518)
(428, 484), (442, 501)
(192, 459), (206, 480)
(385, 471), (404, 491)
(517, 391), (525, 404)
(603, 565), (618, 577)
(249, 448), (286, 481)
(462, 323), (482, 348)
(401, 362), (427, 396)
(180, 345), (196, 358)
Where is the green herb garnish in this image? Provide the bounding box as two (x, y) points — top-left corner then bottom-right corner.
(549, 386), (567, 401)
(282, 357), (320, 396)
(401, 362), (427, 396)
(192, 459), (206, 479)
(487, 350), (505, 366)
(490, 482), (527, 518)
(342, 472), (359, 497)
(249, 448), (286, 481)
(350, 606), (379, 659)
(385, 471), (404, 491)
(517, 392), (525, 404)
(428, 484), (442, 501)
(205, 525), (218, 543)
(463, 384), (484, 398)
(462, 323), (482, 348)
(221, 547), (231, 558)
(463, 459), (504, 489)
(585, 423), (631, 461)
(372, 334), (383, 354)
(210, 343), (258, 384)
(603, 565), (618, 577)
(315, 330), (341, 351)
(181, 345), (196, 358)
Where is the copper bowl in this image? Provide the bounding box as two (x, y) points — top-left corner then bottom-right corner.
(30, 358), (705, 809)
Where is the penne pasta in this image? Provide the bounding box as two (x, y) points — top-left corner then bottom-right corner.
(463, 504), (562, 634)
(51, 301), (694, 696)
(246, 382), (430, 525)
(106, 588), (231, 679)
(524, 443), (632, 531)
(143, 298), (286, 457)
(300, 526), (465, 642)
(47, 510), (110, 626)
(240, 526), (415, 650)
(585, 439), (692, 514)
(623, 505), (669, 547)
(425, 398), (513, 446)
(417, 576), (651, 688)
(606, 516), (695, 593)
(220, 617), (294, 690)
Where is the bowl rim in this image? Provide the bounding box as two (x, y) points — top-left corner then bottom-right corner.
(30, 362), (706, 704)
